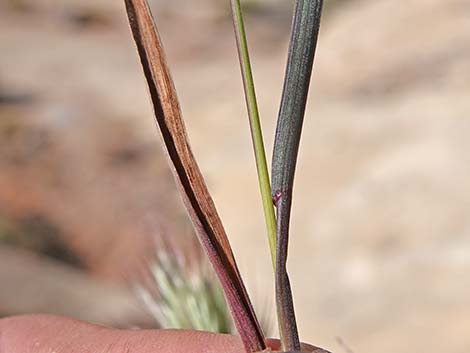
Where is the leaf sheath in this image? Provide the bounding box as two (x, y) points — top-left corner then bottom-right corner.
(124, 1), (266, 351)
(271, 0), (324, 351)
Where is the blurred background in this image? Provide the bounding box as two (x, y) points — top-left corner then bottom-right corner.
(1, 0), (469, 352)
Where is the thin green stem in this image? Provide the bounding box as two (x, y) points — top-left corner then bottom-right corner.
(229, 0), (277, 270)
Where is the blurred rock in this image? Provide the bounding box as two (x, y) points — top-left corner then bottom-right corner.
(0, 244), (154, 328)
(0, 215), (83, 266)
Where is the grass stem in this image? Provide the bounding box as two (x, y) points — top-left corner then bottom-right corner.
(229, 0), (277, 270)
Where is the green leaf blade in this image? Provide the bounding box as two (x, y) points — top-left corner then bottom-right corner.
(271, 0), (324, 351)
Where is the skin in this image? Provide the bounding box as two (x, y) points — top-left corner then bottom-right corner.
(0, 315), (317, 353)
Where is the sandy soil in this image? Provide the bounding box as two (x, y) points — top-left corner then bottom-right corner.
(1, 0), (469, 352)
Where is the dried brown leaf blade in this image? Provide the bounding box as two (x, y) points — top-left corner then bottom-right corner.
(124, 1), (266, 351)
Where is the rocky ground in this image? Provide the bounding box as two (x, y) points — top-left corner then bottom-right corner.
(1, 0), (469, 352)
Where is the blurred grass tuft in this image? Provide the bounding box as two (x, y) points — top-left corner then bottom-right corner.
(136, 244), (233, 333)
(136, 239), (273, 335)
